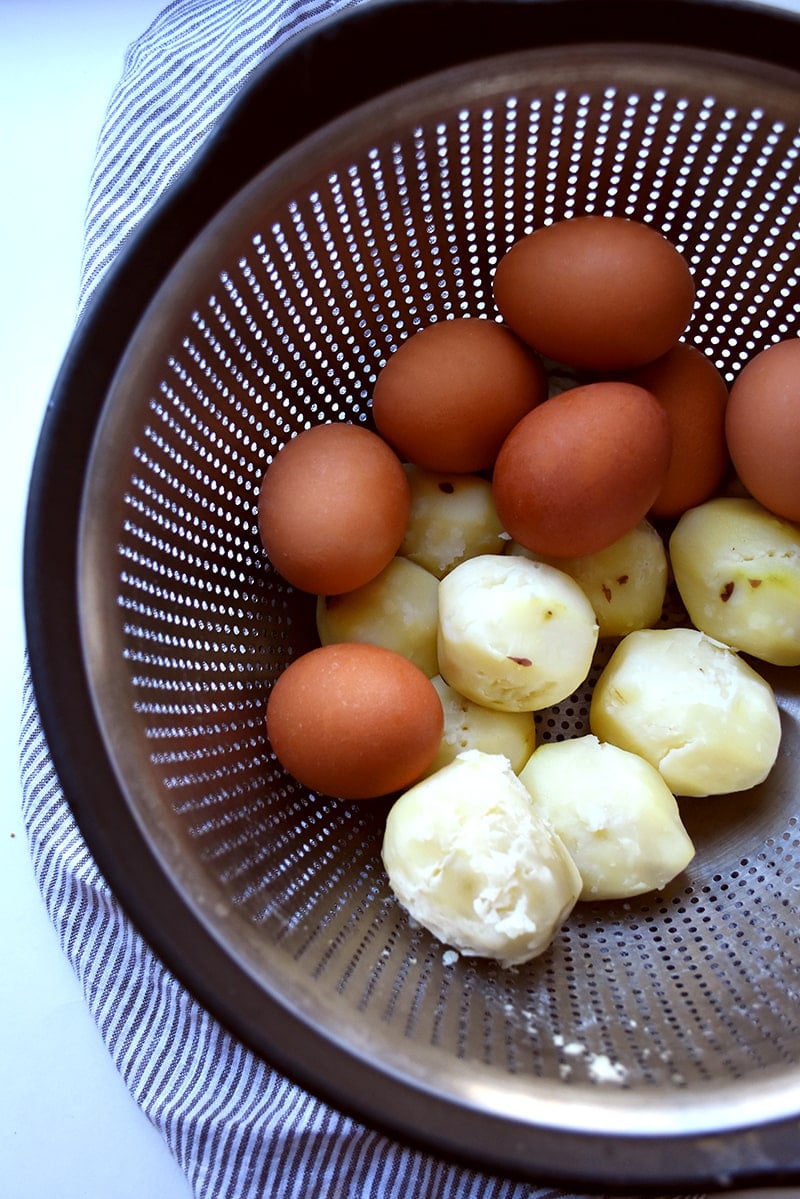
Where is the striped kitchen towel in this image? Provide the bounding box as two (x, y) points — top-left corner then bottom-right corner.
(19, 1), (708, 1197)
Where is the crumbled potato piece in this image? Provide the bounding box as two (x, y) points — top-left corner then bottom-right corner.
(382, 750), (581, 967)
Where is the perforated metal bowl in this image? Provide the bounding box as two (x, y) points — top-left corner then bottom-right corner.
(24, 0), (800, 1192)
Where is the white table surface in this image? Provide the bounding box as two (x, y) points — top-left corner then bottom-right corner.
(1, 3), (799, 1198)
(0, 4), (192, 1195)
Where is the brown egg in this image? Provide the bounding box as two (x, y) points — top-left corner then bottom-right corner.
(624, 342), (729, 518)
(258, 422), (410, 594)
(371, 316), (546, 473)
(725, 338), (800, 522)
(493, 215), (695, 371)
(492, 381), (672, 558)
(265, 643), (445, 799)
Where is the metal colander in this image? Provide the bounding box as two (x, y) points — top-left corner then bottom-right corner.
(24, 0), (800, 1192)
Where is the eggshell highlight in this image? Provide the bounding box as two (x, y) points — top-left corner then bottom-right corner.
(258, 422), (410, 594)
(372, 317), (546, 472)
(265, 643), (444, 800)
(625, 342), (729, 518)
(492, 381), (672, 558)
(725, 338), (800, 522)
(493, 215), (695, 371)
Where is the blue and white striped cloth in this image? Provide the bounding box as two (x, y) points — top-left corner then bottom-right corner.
(19, 2), (706, 1195)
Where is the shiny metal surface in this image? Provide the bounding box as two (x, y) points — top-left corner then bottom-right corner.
(74, 37), (799, 1185)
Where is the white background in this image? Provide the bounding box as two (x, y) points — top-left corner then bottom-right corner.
(0, 4), (191, 1195)
(0, 2), (799, 1198)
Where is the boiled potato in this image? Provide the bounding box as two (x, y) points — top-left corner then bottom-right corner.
(382, 750), (581, 967)
(400, 464), (507, 578)
(670, 496), (800, 666)
(519, 735), (695, 900)
(590, 627), (782, 797)
(437, 554), (599, 712)
(509, 519), (668, 638)
(424, 675), (536, 776)
(316, 556), (439, 676)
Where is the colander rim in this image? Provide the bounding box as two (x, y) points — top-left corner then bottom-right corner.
(23, 0), (800, 1190)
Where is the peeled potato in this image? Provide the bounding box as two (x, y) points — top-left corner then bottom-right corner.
(508, 519), (668, 638)
(590, 627), (782, 797)
(316, 556), (439, 676)
(382, 750), (581, 968)
(424, 675), (536, 776)
(519, 735), (695, 900)
(669, 496), (800, 667)
(437, 554), (599, 712)
(400, 464), (507, 579)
